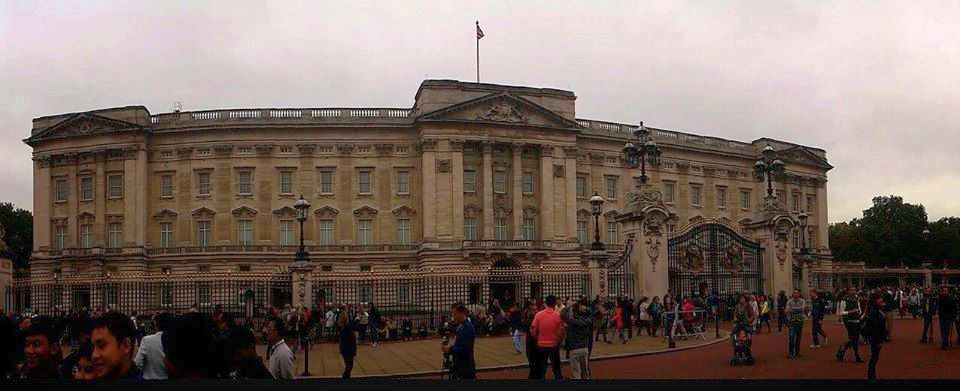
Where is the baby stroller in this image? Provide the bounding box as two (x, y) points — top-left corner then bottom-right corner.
(730, 327), (755, 366)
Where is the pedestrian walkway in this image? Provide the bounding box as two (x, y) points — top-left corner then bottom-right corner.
(269, 328), (728, 378)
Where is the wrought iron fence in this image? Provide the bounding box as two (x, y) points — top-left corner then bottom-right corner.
(668, 222), (763, 298)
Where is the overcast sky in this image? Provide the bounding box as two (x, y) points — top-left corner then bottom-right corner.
(2, 0), (958, 223)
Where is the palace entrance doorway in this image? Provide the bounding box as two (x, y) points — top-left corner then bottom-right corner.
(489, 259), (521, 309)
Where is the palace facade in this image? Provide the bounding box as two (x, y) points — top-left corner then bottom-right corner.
(14, 80), (834, 314)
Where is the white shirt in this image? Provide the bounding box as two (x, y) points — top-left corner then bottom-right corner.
(267, 339), (295, 380)
(325, 311), (336, 328)
(134, 332), (168, 380)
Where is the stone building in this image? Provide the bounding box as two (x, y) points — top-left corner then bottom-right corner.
(16, 80), (833, 315)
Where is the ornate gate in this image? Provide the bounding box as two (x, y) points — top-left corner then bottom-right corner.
(668, 221), (762, 298)
(606, 233), (636, 298)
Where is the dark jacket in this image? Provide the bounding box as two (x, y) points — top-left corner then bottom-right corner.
(560, 306), (592, 351)
(863, 307), (887, 345)
(509, 308), (522, 332)
(339, 324), (357, 358)
(449, 318), (476, 379)
(938, 294), (957, 320)
(231, 356), (273, 379)
(810, 297), (827, 320)
(921, 296), (938, 317)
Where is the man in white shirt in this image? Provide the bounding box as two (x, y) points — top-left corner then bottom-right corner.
(134, 313), (174, 379)
(264, 317), (295, 380)
(324, 308), (336, 339)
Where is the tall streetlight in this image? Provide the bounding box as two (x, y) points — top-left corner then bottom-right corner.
(622, 121), (663, 185)
(291, 194), (312, 377)
(589, 193), (609, 301)
(590, 193), (606, 251)
(798, 210), (809, 252)
(753, 144), (786, 197)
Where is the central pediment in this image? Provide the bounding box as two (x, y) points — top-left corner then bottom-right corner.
(25, 113), (146, 146)
(416, 92), (581, 129)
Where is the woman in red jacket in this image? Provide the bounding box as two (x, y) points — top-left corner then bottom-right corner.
(611, 301), (627, 344)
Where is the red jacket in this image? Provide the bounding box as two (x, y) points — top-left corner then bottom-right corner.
(611, 308), (625, 329)
(682, 302), (695, 321)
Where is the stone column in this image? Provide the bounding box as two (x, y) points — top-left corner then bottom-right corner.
(924, 268), (933, 287)
(135, 148), (148, 247)
(816, 179), (829, 251)
(753, 224), (794, 296)
(538, 145), (555, 240)
(564, 147), (578, 241)
(289, 263), (315, 310)
(33, 158), (51, 250)
(420, 139), (438, 242)
(451, 140), (465, 239)
(800, 261), (811, 296)
(481, 142), (494, 239)
(589, 249), (609, 298)
(512, 143), (524, 240)
(122, 149), (138, 245)
(67, 158), (78, 246)
(615, 183), (672, 299)
(94, 152), (106, 246)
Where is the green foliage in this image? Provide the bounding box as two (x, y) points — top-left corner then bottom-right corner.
(829, 195), (953, 267)
(0, 202), (32, 269)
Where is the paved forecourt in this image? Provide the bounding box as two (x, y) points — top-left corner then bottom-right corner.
(268, 327), (728, 378)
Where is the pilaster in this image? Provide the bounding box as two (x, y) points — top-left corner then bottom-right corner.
(481, 141), (494, 239)
(539, 145), (555, 240)
(420, 139), (438, 241)
(512, 143), (523, 240)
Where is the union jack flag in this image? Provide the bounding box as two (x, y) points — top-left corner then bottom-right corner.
(476, 22), (484, 39)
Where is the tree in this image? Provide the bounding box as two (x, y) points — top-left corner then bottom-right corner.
(0, 202), (32, 269)
(829, 220), (868, 262)
(928, 217), (960, 263)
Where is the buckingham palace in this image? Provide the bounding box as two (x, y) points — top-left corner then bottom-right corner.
(6, 79), (836, 319)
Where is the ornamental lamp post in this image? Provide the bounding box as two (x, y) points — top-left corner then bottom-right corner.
(622, 121), (663, 185)
(589, 193), (606, 251)
(798, 210), (809, 253)
(754, 144), (786, 198)
(291, 194), (312, 377)
(588, 193), (610, 301)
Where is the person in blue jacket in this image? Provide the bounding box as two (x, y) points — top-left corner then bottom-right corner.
(442, 303), (476, 379)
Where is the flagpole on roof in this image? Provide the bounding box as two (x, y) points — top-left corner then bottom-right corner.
(476, 21), (481, 83)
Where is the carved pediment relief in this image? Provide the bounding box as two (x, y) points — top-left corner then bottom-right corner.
(77, 212), (96, 224)
(464, 204), (483, 218)
(25, 113), (146, 146)
(778, 146), (833, 170)
(272, 206), (298, 218)
(391, 205), (416, 217)
(417, 92), (580, 129)
(152, 209), (179, 220)
(577, 208), (592, 218)
(522, 206), (540, 218)
(493, 206), (512, 218)
(191, 207), (217, 218)
(353, 205), (379, 217)
(314, 206), (340, 218)
(603, 210), (621, 219)
(231, 206), (258, 218)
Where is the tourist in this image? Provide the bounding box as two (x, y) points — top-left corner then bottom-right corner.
(920, 287), (937, 343)
(748, 295), (759, 333)
(522, 302), (538, 375)
(90, 311), (141, 380)
(681, 297), (696, 335)
(561, 298), (592, 380)
(664, 295), (678, 342)
(809, 290), (828, 348)
(863, 293), (887, 381)
(225, 325), (272, 379)
(648, 296), (662, 337)
(937, 286), (957, 350)
(909, 287), (921, 319)
(637, 297), (651, 336)
(59, 317), (92, 379)
(368, 302), (381, 347)
(881, 287), (895, 341)
(611, 301), (627, 344)
(162, 312), (217, 378)
(509, 303), (523, 354)
(338, 314), (357, 379)
(264, 317), (295, 379)
(622, 296), (634, 340)
(776, 291), (788, 334)
(18, 316), (62, 379)
(442, 303), (477, 379)
(401, 318), (414, 341)
(733, 294), (756, 336)
(592, 298), (610, 344)
(324, 307), (337, 340)
(0, 313), (13, 380)
(355, 305), (369, 343)
(758, 295), (772, 333)
(835, 286), (864, 362)
(71, 343), (97, 381)
(134, 312), (173, 379)
(786, 289), (807, 359)
(530, 295), (564, 380)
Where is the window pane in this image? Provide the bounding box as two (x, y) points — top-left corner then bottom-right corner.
(741, 190), (750, 209)
(81, 178), (93, 201)
(494, 218), (507, 240)
(576, 176), (587, 197)
(238, 172), (252, 194)
(464, 218), (477, 240)
(108, 223), (123, 247)
(493, 172), (506, 193)
(522, 172), (534, 194)
(320, 219), (335, 245)
(691, 185), (701, 206)
(161, 175), (173, 198)
(577, 221), (587, 244)
(160, 222), (173, 248)
(396, 219), (411, 245)
(80, 225), (93, 248)
(664, 183), (675, 203)
(55, 180), (68, 202)
(197, 220), (211, 246)
(606, 222), (619, 245)
(606, 178), (617, 199)
(717, 188), (726, 208)
(108, 175), (123, 198)
(463, 170), (476, 192)
(358, 171), (371, 194)
(198, 173), (211, 195)
(358, 219), (372, 245)
(238, 220), (253, 245)
(320, 171), (334, 194)
(522, 218), (535, 240)
(280, 172), (293, 194)
(397, 171), (410, 194)
(792, 194), (800, 212)
(280, 220), (294, 246)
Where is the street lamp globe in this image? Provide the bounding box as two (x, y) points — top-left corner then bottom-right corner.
(798, 210), (808, 228)
(294, 194), (311, 221)
(589, 193), (605, 216)
(922, 229), (931, 241)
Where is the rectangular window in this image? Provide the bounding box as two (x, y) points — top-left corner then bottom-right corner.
(358, 170), (372, 195)
(238, 172), (252, 195)
(159, 222), (173, 248)
(396, 219), (411, 245)
(691, 185), (702, 206)
(792, 194), (800, 212)
(55, 180), (68, 202)
(464, 218), (478, 240)
(279, 220), (294, 246)
(576, 176), (587, 198)
(161, 175), (173, 198)
(493, 171), (506, 193)
(80, 224), (93, 248)
(494, 218), (508, 241)
(238, 264), (252, 272)
(357, 219), (373, 245)
(607, 221), (619, 245)
(196, 220), (211, 246)
(237, 220), (253, 245)
(197, 282), (211, 306)
(319, 219), (335, 245)
(280, 171), (293, 195)
(54, 225), (67, 250)
(667, 224), (676, 234)
(197, 172), (211, 195)
(664, 182), (675, 203)
(717, 187), (727, 209)
(793, 228), (800, 248)
(319, 170), (334, 195)
(107, 223), (123, 248)
(606, 177), (618, 199)
(397, 171), (410, 195)
(360, 284), (373, 303)
(463, 170), (476, 193)
(522, 172), (534, 195)
(398, 284), (411, 304)
(80, 177), (94, 201)
(469, 284), (481, 305)
(522, 218), (536, 240)
(160, 284), (173, 307)
(740, 190), (751, 209)
(776, 189), (785, 201)
(577, 220), (588, 244)
(107, 175), (123, 198)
